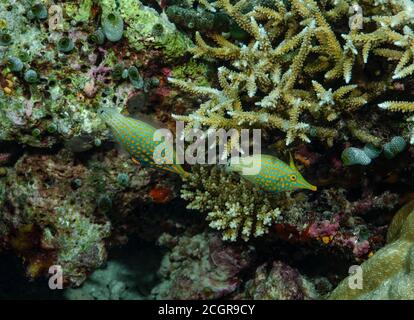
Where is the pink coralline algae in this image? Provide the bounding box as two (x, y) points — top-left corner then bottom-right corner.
(306, 216), (372, 258)
(308, 217), (340, 239)
(161, 67), (172, 78)
(0, 153), (13, 166)
(272, 189), (399, 260)
(88, 64), (112, 83)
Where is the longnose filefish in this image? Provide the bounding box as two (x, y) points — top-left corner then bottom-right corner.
(226, 153), (317, 192)
(98, 107), (189, 178)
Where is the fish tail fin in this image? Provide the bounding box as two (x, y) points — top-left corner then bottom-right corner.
(180, 170), (191, 179)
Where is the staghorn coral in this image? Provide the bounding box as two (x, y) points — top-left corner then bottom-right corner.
(169, 0), (414, 147)
(329, 200), (414, 299)
(181, 166), (285, 241)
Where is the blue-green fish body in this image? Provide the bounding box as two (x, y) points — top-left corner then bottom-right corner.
(226, 154), (317, 192)
(98, 107), (189, 178)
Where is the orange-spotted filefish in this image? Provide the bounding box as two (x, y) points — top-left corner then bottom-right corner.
(98, 107), (189, 178)
(226, 153), (317, 192)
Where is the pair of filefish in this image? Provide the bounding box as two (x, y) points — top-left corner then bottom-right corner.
(98, 108), (317, 193)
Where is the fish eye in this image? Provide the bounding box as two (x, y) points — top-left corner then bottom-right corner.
(289, 174), (297, 181)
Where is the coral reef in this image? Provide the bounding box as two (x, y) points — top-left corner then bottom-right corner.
(65, 241), (161, 300)
(0, 0), (199, 288)
(0, 148), (179, 286)
(151, 231), (253, 299)
(170, 0), (414, 147)
(181, 166), (285, 241)
(329, 200), (414, 299)
(0, 0), (193, 149)
(99, 0), (192, 60)
(181, 163), (401, 255)
(1, 0), (414, 301)
(341, 136), (407, 166)
(236, 261), (319, 300)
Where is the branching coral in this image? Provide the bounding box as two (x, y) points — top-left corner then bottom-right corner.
(170, 0), (414, 146)
(181, 165), (288, 241)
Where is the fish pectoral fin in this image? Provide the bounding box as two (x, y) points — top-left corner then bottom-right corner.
(132, 157), (152, 167)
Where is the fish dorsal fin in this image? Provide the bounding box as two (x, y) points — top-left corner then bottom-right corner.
(128, 112), (165, 130)
(260, 147), (279, 157)
(289, 152), (297, 170)
(260, 153), (280, 164)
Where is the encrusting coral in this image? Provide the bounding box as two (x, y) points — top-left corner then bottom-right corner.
(235, 261), (319, 300)
(0, 147), (180, 286)
(0, 0), (193, 148)
(170, 0), (414, 147)
(151, 231), (254, 299)
(329, 200), (414, 299)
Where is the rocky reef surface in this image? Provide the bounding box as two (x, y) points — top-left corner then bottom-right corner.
(1, 0), (414, 300)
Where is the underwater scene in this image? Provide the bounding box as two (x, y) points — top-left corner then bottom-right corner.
(1, 0), (414, 302)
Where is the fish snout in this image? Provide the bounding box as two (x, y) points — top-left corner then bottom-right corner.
(303, 181), (317, 191)
(297, 178), (317, 191)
